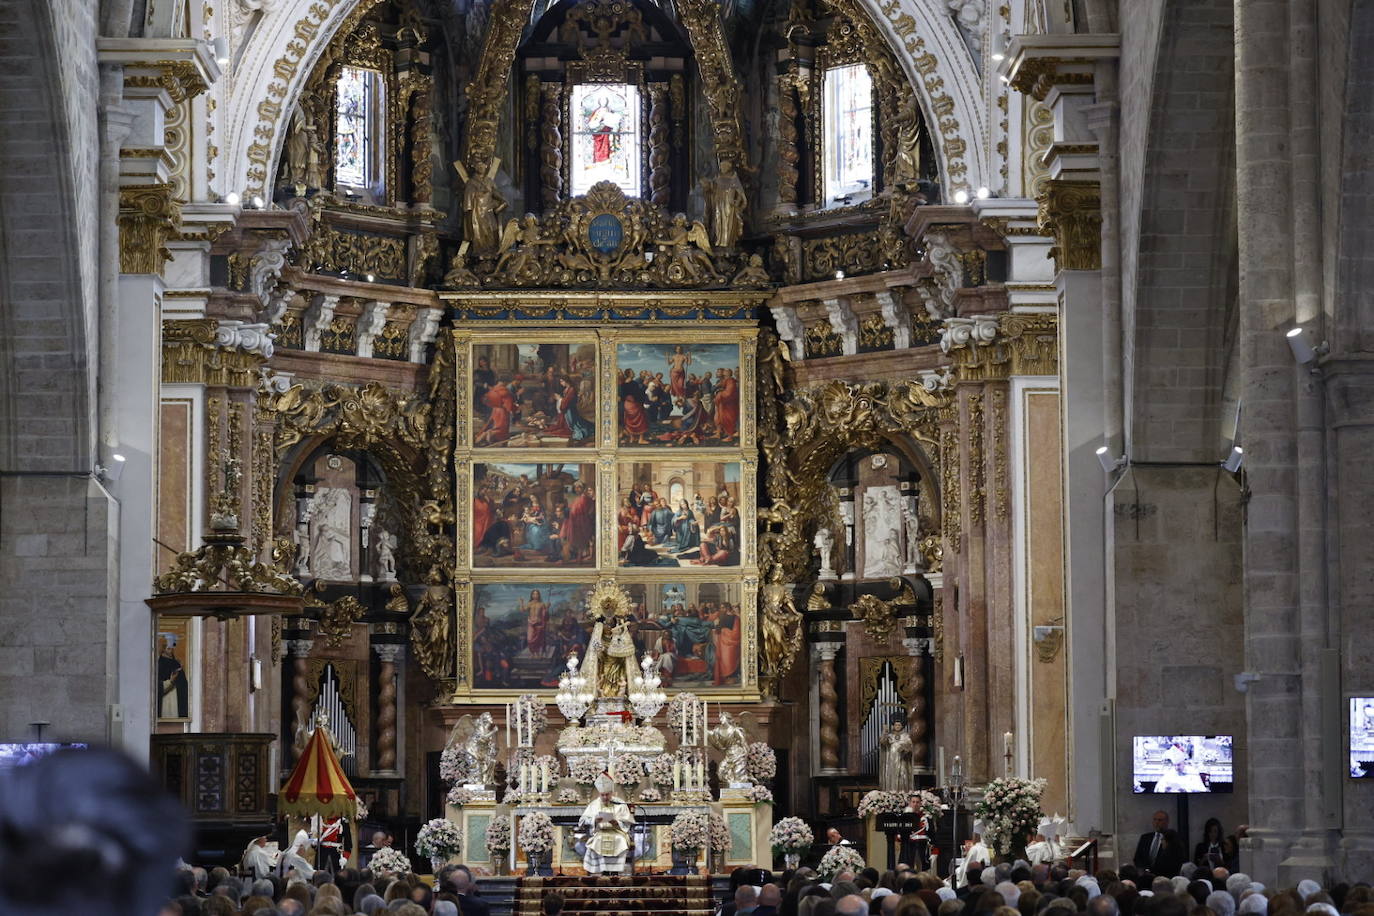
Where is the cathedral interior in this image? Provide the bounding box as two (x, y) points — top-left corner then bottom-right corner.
(1, 0), (1373, 890)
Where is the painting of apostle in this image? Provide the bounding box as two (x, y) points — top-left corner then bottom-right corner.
(616, 342), (741, 446)
(617, 462), (741, 567)
(155, 618), (191, 720)
(624, 582), (743, 689)
(471, 583), (596, 689)
(474, 342), (596, 448)
(472, 462), (598, 568)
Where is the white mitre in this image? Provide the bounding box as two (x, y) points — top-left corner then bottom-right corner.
(594, 772), (616, 795)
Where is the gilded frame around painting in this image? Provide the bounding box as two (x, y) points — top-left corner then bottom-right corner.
(449, 324), (760, 701)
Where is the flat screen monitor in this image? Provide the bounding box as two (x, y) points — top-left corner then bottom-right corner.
(0, 743), (88, 770)
(1132, 735), (1233, 793)
(1351, 698), (1374, 777)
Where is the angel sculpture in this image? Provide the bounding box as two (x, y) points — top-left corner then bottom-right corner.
(655, 214), (719, 283)
(760, 563), (803, 682)
(454, 711), (498, 788)
(495, 214), (551, 281)
(708, 711), (750, 786)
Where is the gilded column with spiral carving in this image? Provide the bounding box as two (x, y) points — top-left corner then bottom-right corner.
(373, 643), (403, 775)
(817, 643), (843, 774)
(776, 71), (800, 208)
(540, 83), (563, 209)
(649, 83), (671, 208)
(409, 80), (434, 206)
(287, 637), (315, 764)
(899, 655), (928, 768)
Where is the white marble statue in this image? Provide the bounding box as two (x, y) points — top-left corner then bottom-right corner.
(879, 720), (915, 791)
(862, 485), (905, 579)
(374, 526), (398, 581)
(815, 526), (837, 580)
(708, 711), (750, 786)
(311, 487), (353, 580)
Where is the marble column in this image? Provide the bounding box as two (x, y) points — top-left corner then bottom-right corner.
(286, 637), (315, 765)
(815, 642), (843, 775)
(373, 643), (404, 776)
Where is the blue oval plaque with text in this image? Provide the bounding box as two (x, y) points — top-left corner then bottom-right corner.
(587, 213), (624, 254)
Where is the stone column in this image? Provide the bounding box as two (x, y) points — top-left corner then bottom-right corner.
(373, 643), (403, 776)
(815, 642), (843, 775)
(286, 636), (315, 765)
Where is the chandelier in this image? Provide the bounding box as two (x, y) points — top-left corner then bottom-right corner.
(628, 654), (666, 722)
(556, 654), (594, 722)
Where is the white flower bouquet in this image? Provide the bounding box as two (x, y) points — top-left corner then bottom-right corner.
(973, 776), (1046, 857)
(669, 810), (709, 850)
(707, 811), (731, 854)
(556, 787), (583, 805)
(857, 790), (908, 818)
(485, 815), (511, 855)
(567, 754), (607, 785)
(518, 812), (556, 854)
(769, 817), (814, 855)
(648, 753), (677, 786)
(743, 783), (774, 804)
(515, 694), (549, 734)
(745, 742), (777, 783)
(369, 847), (412, 876)
(817, 844), (865, 880)
(439, 745), (470, 785)
(415, 817), (462, 860)
(638, 785), (663, 802)
(666, 693), (702, 730)
(446, 786), (475, 807)
(609, 754), (644, 787)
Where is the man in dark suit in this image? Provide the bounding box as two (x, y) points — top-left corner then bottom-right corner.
(1133, 809), (1185, 877)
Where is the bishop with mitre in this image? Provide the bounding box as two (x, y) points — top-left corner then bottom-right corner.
(577, 772), (635, 874)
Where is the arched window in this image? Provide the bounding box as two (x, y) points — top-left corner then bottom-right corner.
(822, 63), (874, 206)
(335, 65), (385, 195)
(569, 82), (643, 197)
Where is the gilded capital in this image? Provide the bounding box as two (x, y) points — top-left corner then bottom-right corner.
(162, 318), (269, 387)
(940, 312), (1059, 380)
(1037, 179), (1101, 272)
(119, 183), (181, 275)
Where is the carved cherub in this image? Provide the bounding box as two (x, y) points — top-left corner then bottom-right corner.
(655, 214), (718, 283)
(732, 253), (770, 288)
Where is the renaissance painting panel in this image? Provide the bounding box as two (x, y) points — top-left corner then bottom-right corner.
(622, 581), (743, 689)
(154, 616), (192, 721)
(473, 342), (596, 448)
(472, 463), (598, 568)
(471, 582), (595, 689)
(616, 461), (741, 567)
(615, 342), (741, 447)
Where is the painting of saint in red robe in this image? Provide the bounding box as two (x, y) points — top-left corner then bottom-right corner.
(711, 604), (742, 686)
(615, 342), (741, 447)
(473, 342), (595, 448)
(472, 462), (597, 568)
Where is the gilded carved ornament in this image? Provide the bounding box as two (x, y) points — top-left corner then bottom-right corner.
(119, 184), (182, 275)
(939, 312), (1059, 380)
(1037, 179), (1102, 272)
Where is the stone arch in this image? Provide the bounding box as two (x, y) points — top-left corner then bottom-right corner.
(1124, 0), (1237, 462)
(224, 0), (991, 199)
(0, 0), (96, 474)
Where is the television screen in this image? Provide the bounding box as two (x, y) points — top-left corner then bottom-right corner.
(0, 743), (88, 770)
(1351, 698), (1374, 777)
(1132, 735), (1233, 793)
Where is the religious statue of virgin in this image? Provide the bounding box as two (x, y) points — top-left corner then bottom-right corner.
(580, 583), (640, 699)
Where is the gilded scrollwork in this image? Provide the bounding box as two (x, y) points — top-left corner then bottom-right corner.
(119, 184), (181, 275)
(317, 595), (367, 648)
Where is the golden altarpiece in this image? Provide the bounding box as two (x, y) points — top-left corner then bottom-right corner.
(145, 0), (1077, 873)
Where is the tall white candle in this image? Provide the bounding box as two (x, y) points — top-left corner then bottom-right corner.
(697, 759), (704, 787)
(506, 704), (512, 748)
(1004, 731), (1013, 757)
(674, 761), (681, 790)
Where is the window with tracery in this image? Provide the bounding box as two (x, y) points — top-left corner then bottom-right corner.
(569, 82), (643, 197)
(335, 66), (384, 193)
(822, 63), (874, 205)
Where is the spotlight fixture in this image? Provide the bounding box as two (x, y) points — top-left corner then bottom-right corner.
(1285, 326), (1327, 365)
(953, 189), (970, 204)
(834, 269), (845, 280)
(251, 195), (265, 209)
(1095, 445), (1125, 473)
(976, 186), (990, 200)
(1223, 445), (1244, 473)
(224, 191), (241, 206)
(992, 51), (1005, 62)
(999, 74), (1011, 84)
(212, 37), (230, 66)
(97, 451), (127, 483)
(365, 273), (376, 283)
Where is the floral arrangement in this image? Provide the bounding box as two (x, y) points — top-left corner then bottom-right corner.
(638, 785), (663, 802)
(354, 798), (370, 820)
(515, 694), (549, 735)
(506, 747), (535, 785)
(439, 745), (470, 785)
(556, 787), (583, 805)
(369, 847), (412, 877)
(415, 818), (463, 860)
(669, 810), (710, 850)
(504, 789), (538, 806)
(485, 816), (511, 856)
(974, 777), (1046, 857)
(517, 812), (556, 854)
(648, 753), (677, 786)
(609, 755), (644, 787)
(857, 790), (909, 818)
(909, 789), (943, 824)
(817, 844), (866, 880)
(742, 783), (773, 804)
(557, 724), (666, 750)
(769, 817), (814, 855)
(446, 786), (475, 807)
(567, 754), (608, 785)
(745, 742), (777, 783)
(707, 811), (731, 854)
(667, 693), (702, 730)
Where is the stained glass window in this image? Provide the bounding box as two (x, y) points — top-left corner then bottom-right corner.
(823, 63), (874, 205)
(335, 66), (383, 192)
(569, 83), (642, 197)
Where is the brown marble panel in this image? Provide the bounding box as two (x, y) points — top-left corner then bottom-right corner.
(157, 400), (192, 575)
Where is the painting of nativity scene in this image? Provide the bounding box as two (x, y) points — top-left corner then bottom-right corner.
(472, 462), (598, 567)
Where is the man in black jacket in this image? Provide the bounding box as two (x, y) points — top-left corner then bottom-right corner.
(1133, 810), (1185, 877)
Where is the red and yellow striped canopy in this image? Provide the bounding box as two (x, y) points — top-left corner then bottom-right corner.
(279, 727), (358, 820)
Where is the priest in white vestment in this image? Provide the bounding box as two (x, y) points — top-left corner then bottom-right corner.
(953, 820), (991, 889)
(279, 828), (316, 879)
(577, 773), (635, 874)
(242, 836), (277, 880)
(1026, 817), (1063, 865)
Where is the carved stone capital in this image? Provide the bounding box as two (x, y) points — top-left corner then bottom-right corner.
(373, 643), (405, 664)
(355, 301), (392, 359)
(119, 183), (181, 275)
(942, 313), (1059, 381)
(874, 290), (913, 349)
(823, 297), (859, 356)
(303, 294), (340, 352)
(162, 318), (270, 386)
(769, 305), (806, 361)
(1037, 179), (1102, 271)
(286, 638), (315, 658)
(408, 307), (442, 362)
